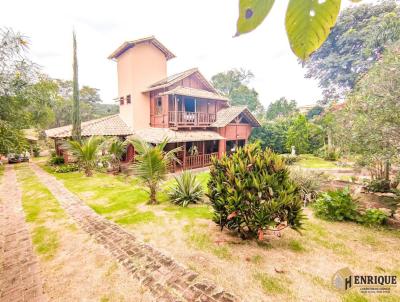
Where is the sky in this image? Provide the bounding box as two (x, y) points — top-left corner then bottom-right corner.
(0, 0), (373, 108)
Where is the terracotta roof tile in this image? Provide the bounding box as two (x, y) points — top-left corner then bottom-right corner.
(45, 115), (133, 138)
(159, 86), (229, 101)
(211, 106), (260, 127)
(129, 128), (223, 144)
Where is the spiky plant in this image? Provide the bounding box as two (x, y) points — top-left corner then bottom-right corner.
(71, 30), (81, 141)
(130, 138), (180, 204)
(67, 136), (102, 176)
(169, 171), (204, 207)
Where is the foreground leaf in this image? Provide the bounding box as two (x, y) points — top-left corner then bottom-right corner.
(285, 0), (341, 60)
(236, 0), (275, 36)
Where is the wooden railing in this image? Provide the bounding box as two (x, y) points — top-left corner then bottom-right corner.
(185, 152), (218, 169)
(168, 111), (216, 127)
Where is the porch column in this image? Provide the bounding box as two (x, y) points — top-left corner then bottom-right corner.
(183, 142), (186, 170)
(202, 141), (205, 166)
(218, 139), (226, 159)
(174, 95), (178, 127)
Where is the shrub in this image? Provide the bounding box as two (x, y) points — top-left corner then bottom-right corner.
(366, 178), (391, 193)
(290, 168), (321, 206)
(360, 208), (388, 226)
(169, 171), (204, 207)
(281, 154), (299, 165)
(313, 188), (359, 221)
(207, 143), (304, 240)
(48, 155), (64, 165)
(53, 164), (79, 173)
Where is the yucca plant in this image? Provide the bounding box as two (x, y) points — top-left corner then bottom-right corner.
(208, 143), (304, 240)
(169, 171), (204, 207)
(66, 136), (102, 177)
(130, 138), (180, 204)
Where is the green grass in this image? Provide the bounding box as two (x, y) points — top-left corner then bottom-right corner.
(288, 239), (306, 252)
(254, 273), (289, 295)
(342, 291), (369, 302)
(296, 154), (338, 169)
(15, 164), (66, 260)
(163, 204), (213, 220)
(0, 165), (4, 177)
(32, 226), (59, 260)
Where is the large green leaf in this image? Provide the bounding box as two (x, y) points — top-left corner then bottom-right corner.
(285, 0), (342, 60)
(236, 0), (275, 36)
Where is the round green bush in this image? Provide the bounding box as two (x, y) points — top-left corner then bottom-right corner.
(207, 143), (304, 239)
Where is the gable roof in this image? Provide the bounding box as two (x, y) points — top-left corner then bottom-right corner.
(129, 128), (223, 144)
(45, 115), (133, 138)
(144, 68), (217, 93)
(159, 86), (229, 102)
(108, 36), (175, 60)
(211, 106), (261, 128)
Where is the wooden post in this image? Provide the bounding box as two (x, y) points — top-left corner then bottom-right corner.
(202, 141), (205, 166)
(183, 142), (186, 170)
(174, 95), (178, 127)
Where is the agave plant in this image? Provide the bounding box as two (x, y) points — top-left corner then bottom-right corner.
(66, 136), (102, 177)
(130, 138), (180, 204)
(169, 171), (204, 207)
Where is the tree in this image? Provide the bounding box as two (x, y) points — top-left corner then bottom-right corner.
(235, 0), (348, 60)
(211, 69), (264, 115)
(67, 136), (102, 177)
(286, 115), (311, 154)
(250, 119), (290, 154)
(304, 0), (400, 101)
(266, 97), (298, 120)
(306, 106), (324, 120)
(130, 139), (180, 204)
(71, 31), (81, 141)
(343, 41), (400, 181)
(0, 28), (55, 154)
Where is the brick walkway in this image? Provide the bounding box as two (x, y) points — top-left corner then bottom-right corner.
(0, 166), (47, 302)
(30, 164), (239, 302)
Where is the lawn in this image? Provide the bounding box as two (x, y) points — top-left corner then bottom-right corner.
(42, 165), (400, 302)
(295, 154), (341, 169)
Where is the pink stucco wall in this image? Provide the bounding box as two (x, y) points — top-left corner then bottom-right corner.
(116, 42), (167, 129)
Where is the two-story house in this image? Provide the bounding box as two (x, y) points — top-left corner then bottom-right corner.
(46, 36), (260, 171)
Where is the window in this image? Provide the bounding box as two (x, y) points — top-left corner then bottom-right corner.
(119, 96), (124, 105)
(155, 97), (162, 115)
(126, 95), (131, 104)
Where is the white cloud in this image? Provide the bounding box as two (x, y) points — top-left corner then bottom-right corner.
(0, 0), (376, 107)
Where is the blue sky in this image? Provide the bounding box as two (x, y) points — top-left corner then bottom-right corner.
(1, 0), (376, 107)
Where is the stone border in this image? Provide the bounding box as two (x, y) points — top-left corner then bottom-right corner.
(30, 164), (239, 302)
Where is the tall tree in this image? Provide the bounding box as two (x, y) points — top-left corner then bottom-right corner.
(71, 31), (81, 141)
(304, 0), (400, 102)
(211, 69), (264, 115)
(266, 97), (298, 120)
(343, 41), (400, 180)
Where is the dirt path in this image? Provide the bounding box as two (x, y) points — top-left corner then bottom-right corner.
(30, 163), (239, 302)
(0, 165), (47, 302)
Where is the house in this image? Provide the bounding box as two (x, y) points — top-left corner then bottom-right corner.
(46, 36), (260, 171)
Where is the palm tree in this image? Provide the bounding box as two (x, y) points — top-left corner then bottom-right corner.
(67, 136), (102, 176)
(130, 138), (180, 204)
(106, 137), (127, 172)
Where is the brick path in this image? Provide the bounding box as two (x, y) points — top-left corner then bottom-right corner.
(0, 166), (47, 302)
(30, 164), (239, 302)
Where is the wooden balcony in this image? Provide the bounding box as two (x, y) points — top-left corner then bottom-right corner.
(184, 152), (218, 169)
(168, 111), (216, 127)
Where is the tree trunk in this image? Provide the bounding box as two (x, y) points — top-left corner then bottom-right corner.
(384, 160), (390, 181)
(149, 186), (157, 204)
(71, 31), (81, 141)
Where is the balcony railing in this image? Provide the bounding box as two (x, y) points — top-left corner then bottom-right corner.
(185, 152), (218, 169)
(168, 111), (216, 127)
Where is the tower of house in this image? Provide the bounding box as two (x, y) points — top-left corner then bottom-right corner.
(108, 36), (175, 129)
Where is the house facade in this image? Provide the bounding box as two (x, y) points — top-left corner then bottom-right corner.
(46, 36), (260, 171)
